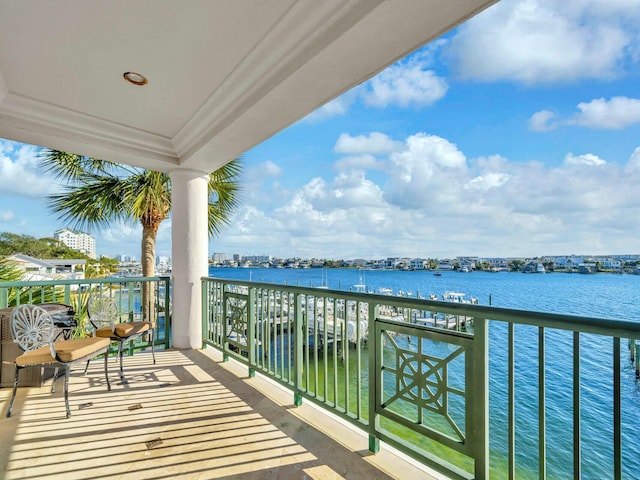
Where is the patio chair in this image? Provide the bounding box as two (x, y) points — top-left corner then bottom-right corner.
(87, 296), (156, 377)
(6, 304), (111, 418)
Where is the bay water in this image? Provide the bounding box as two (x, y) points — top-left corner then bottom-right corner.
(208, 267), (640, 478)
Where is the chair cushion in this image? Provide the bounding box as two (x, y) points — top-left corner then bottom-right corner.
(16, 337), (110, 366)
(94, 326), (114, 338)
(95, 321), (152, 339)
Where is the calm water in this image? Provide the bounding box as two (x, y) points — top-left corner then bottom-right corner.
(208, 267), (640, 478)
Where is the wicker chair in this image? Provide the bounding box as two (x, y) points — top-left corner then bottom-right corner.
(87, 296), (156, 377)
(6, 304), (111, 418)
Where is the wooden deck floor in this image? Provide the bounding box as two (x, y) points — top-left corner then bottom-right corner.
(0, 348), (440, 480)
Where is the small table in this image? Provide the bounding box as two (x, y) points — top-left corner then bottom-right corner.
(41, 303), (78, 340)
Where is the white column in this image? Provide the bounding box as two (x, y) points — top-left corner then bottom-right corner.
(169, 169), (209, 349)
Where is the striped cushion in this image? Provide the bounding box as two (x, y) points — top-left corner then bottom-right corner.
(15, 337), (110, 366)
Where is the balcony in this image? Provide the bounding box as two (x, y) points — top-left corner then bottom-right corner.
(1, 348), (431, 479)
(2, 276), (640, 479)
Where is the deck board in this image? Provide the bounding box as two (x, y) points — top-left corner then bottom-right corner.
(0, 348), (439, 480)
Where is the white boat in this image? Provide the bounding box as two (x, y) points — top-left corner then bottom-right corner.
(442, 291), (478, 304)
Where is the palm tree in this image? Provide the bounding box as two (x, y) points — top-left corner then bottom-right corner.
(41, 150), (241, 319)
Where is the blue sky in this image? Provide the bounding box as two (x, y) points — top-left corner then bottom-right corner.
(1, 0), (640, 260)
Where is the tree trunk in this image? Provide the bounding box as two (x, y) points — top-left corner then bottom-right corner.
(141, 225), (157, 322)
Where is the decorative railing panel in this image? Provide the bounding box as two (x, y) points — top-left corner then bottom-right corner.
(375, 319), (471, 449)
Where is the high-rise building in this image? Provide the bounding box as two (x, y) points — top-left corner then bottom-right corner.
(54, 228), (97, 259)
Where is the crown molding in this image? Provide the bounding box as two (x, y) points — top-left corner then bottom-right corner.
(0, 92), (178, 169)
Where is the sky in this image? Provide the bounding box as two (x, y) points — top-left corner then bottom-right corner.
(1, 0), (640, 261)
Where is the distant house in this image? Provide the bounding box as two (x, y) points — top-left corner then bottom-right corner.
(578, 263), (597, 274)
(409, 258), (427, 270)
(437, 260), (455, 271)
(599, 257), (622, 270)
(485, 258), (509, 271)
(370, 259), (386, 269)
(551, 256), (584, 271)
(523, 262), (545, 273)
(6, 254), (86, 281)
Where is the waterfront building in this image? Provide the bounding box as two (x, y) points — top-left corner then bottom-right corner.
(600, 257), (623, 270)
(243, 255), (270, 264)
(370, 259), (386, 269)
(6, 253), (86, 281)
(550, 256), (583, 271)
(578, 262), (597, 273)
(409, 258), (427, 270)
(437, 259), (456, 270)
(54, 227), (97, 259)
(485, 257), (509, 271)
(156, 255), (171, 273)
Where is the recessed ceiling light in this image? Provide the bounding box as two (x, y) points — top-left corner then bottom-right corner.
(123, 71), (148, 86)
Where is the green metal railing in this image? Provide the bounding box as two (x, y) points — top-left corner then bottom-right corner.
(0, 276), (171, 350)
(202, 276), (640, 480)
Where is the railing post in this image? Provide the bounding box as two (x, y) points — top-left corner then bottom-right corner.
(222, 283), (229, 362)
(368, 303), (380, 453)
(164, 276), (171, 349)
(63, 284), (71, 305)
(294, 293), (304, 406)
(248, 287), (256, 378)
(635, 341), (640, 380)
(471, 316), (489, 479)
(0, 288), (7, 308)
(201, 278), (208, 350)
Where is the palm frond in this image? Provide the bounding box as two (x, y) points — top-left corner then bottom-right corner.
(207, 157), (243, 237)
(40, 149), (140, 183)
(48, 176), (132, 231)
(0, 257), (23, 282)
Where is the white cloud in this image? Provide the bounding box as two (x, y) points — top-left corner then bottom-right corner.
(98, 222), (142, 256)
(304, 95), (355, 122)
(262, 160), (282, 177)
(240, 159), (289, 206)
(570, 96), (640, 129)
(564, 153), (607, 166)
(245, 160), (282, 180)
(0, 210), (15, 222)
(303, 44), (449, 121)
(628, 147), (640, 170)
(334, 132), (404, 155)
(211, 130), (640, 258)
(529, 110), (557, 131)
(386, 133), (467, 189)
(362, 64), (448, 108)
(448, 0), (638, 85)
(0, 140), (56, 197)
(467, 173), (512, 191)
(530, 97), (640, 131)
(334, 154), (385, 172)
